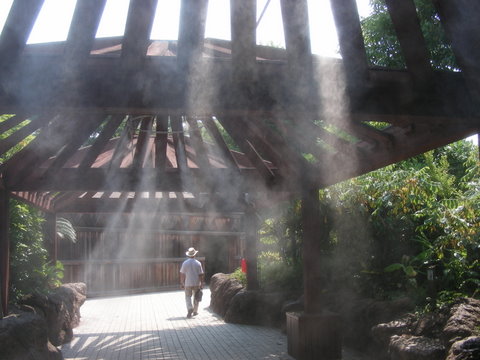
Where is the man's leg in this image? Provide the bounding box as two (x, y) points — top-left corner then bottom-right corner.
(185, 287), (194, 317)
(193, 286), (200, 315)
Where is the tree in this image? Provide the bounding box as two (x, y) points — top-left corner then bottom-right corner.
(361, 0), (457, 70)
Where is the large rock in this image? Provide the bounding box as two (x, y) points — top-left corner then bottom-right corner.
(446, 336), (480, 360)
(0, 310), (63, 360)
(389, 335), (445, 360)
(442, 298), (480, 346)
(209, 273), (243, 317)
(20, 282), (87, 346)
(224, 290), (289, 327)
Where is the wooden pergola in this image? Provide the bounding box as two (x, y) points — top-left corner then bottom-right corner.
(1, 0), (479, 358)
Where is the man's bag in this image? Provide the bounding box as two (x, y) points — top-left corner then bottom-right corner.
(195, 289), (203, 302)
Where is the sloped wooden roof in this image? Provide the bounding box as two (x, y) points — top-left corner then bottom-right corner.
(0, 0), (479, 213)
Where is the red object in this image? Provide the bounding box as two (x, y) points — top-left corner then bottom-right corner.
(241, 258), (247, 273)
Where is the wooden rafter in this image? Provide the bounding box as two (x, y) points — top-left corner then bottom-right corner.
(154, 116), (169, 170)
(0, 114), (49, 157)
(201, 117), (239, 169)
(132, 116), (153, 168)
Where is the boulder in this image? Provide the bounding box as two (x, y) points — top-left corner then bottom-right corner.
(224, 290), (289, 327)
(372, 316), (414, 348)
(442, 298), (480, 346)
(209, 273), (243, 317)
(21, 282), (86, 346)
(0, 310), (63, 360)
(389, 335), (445, 360)
(446, 336), (480, 360)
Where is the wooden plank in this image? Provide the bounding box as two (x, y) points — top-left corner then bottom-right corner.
(154, 116), (169, 170)
(201, 117), (239, 168)
(0, 190), (10, 317)
(171, 116), (188, 171)
(64, 0), (107, 68)
(79, 115), (125, 169)
(132, 116), (153, 168)
(329, 0), (369, 89)
(217, 116), (275, 186)
(0, 0), (44, 79)
(0, 113), (28, 134)
(0, 114), (49, 156)
(108, 116), (137, 170)
(185, 117), (210, 170)
(384, 0), (434, 87)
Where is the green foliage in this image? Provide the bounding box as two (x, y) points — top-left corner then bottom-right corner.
(229, 267), (247, 287)
(56, 217), (77, 243)
(259, 261), (303, 295)
(362, 0), (457, 70)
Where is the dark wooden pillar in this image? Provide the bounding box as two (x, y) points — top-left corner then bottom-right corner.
(244, 206), (259, 290)
(286, 188), (342, 360)
(0, 190), (10, 317)
(301, 188), (323, 314)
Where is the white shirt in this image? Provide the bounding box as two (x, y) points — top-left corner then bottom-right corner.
(180, 258), (204, 287)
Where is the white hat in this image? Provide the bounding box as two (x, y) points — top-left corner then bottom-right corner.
(186, 247), (198, 257)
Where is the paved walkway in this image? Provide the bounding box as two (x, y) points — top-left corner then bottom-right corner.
(61, 289), (294, 360)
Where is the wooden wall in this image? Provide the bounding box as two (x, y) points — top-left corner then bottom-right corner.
(59, 230), (244, 295)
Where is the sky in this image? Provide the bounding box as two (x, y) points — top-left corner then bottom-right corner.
(0, 0), (373, 57)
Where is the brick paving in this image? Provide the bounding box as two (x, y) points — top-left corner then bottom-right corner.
(61, 289), (294, 360)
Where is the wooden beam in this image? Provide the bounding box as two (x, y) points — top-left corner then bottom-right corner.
(64, 0), (107, 68)
(330, 0), (369, 90)
(201, 117), (239, 169)
(185, 117), (211, 170)
(245, 205), (259, 290)
(108, 117), (137, 170)
(385, 0), (434, 88)
(217, 116), (276, 186)
(79, 115), (125, 169)
(0, 190), (10, 317)
(0, 113), (28, 134)
(171, 116), (188, 171)
(132, 116), (154, 168)
(435, 0), (480, 110)
(0, 114), (50, 157)
(0, 0), (44, 81)
(230, 0), (256, 107)
(122, 0), (158, 66)
(154, 116), (169, 170)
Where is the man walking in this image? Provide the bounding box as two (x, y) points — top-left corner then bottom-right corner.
(180, 247), (205, 318)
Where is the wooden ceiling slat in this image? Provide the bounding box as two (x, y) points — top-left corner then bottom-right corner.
(0, 113), (28, 134)
(384, 0), (434, 87)
(132, 116), (153, 168)
(201, 117), (239, 169)
(41, 114), (105, 172)
(79, 115), (125, 170)
(0, 115), (50, 157)
(64, 0), (107, 68)
(108, 117), (137, 170)
(171, 116), (188, 171)
(330, 0), (369, 89)
(217, 116), (275, 185)
(185, 117), (210, 170)
(0, 0), (44, 79)
(154, 116), (169, 170)
(122, 0), (158, 66)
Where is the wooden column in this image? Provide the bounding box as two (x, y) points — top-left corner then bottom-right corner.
(244, 205), (259, 290)
(0, 190), (10, 317)
(301, 188), (323, 314)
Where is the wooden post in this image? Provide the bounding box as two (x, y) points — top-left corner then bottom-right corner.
(244, 205), (259, 290)
(0, 190), (10, 317)
(285, 188), (342, 360)
(301, 188), (323, 314)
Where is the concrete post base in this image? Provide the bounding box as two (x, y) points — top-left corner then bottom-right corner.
(286, 311), (342, 360)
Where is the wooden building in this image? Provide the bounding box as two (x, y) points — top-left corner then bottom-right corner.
(1, 1), (479, 358)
